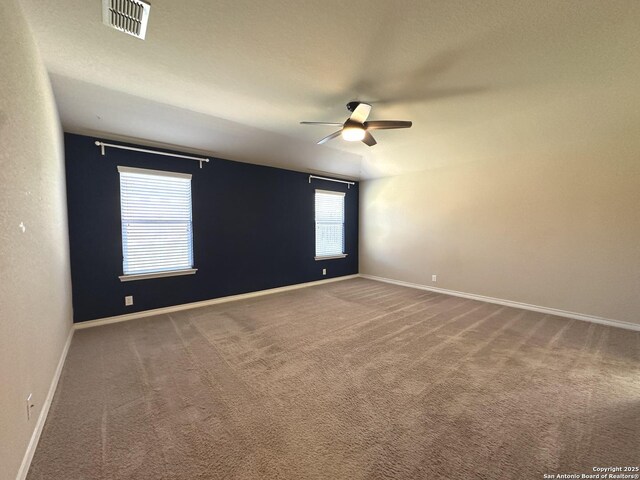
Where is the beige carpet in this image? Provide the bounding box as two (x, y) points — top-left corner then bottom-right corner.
(28, 278), (639, 479)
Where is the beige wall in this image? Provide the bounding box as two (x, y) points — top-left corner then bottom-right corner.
(360, 153), (640, 325)
(0, 0), (73, 478)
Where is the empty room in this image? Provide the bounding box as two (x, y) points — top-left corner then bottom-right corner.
(1, 0), (639, 479)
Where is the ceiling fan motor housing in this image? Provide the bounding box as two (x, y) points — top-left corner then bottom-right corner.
(346, 101), (362, 113)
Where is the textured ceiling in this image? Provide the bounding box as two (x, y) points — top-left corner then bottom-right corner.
(20, 0), (640, 179)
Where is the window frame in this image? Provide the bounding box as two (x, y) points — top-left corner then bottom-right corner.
(314, 188), (348, 261)
(117, 166), (197, 282)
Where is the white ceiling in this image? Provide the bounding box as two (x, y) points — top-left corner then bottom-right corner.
(20, 0), (640, 179)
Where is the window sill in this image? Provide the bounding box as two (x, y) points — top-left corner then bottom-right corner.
(119, 268), (197, 282)
(314, 254), (348, 261)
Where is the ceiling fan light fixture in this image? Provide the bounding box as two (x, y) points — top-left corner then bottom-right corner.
(342, 126), (366, 142)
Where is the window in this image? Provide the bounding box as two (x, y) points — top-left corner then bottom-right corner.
(118, 166), (196, 281)
(315, 189), (347, 260)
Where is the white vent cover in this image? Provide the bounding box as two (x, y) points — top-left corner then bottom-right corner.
(102, 0), (151, 40)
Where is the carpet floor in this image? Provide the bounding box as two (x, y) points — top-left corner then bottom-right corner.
(28, 278), (639, 479)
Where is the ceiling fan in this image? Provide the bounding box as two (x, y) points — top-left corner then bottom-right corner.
(301, 101), (412, 147)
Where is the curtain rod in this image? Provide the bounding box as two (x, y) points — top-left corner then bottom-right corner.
(308, 175), (355, 188)
(95, 141), (210, 168)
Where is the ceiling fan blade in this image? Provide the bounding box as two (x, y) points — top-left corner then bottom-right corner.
(349, 103), (372, 123)
(301, 122), (343, 126)
(317, 130), (343, 145)
(364, 120), (412, 130)
(362, 131), (377, 147)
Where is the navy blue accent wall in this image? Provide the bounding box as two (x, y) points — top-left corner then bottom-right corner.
(64, 133), (358, 322)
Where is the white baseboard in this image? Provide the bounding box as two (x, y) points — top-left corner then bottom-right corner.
(75, 274), (360, 330)
(360, 274), (640, 332)
(16, 326), (75, 480)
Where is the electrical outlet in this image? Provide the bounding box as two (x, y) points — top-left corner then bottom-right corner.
(26, 394), (34, 420)
(432, 274), (437, 282)
(322, 268), (327, 276)
(125, 295), (133, 306)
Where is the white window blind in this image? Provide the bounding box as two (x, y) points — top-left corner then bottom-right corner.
(315, 189), (346, 259)
(118, 166), (194, 279)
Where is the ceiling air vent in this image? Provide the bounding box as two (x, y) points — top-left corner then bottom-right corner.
(102, 0), (151, 40)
